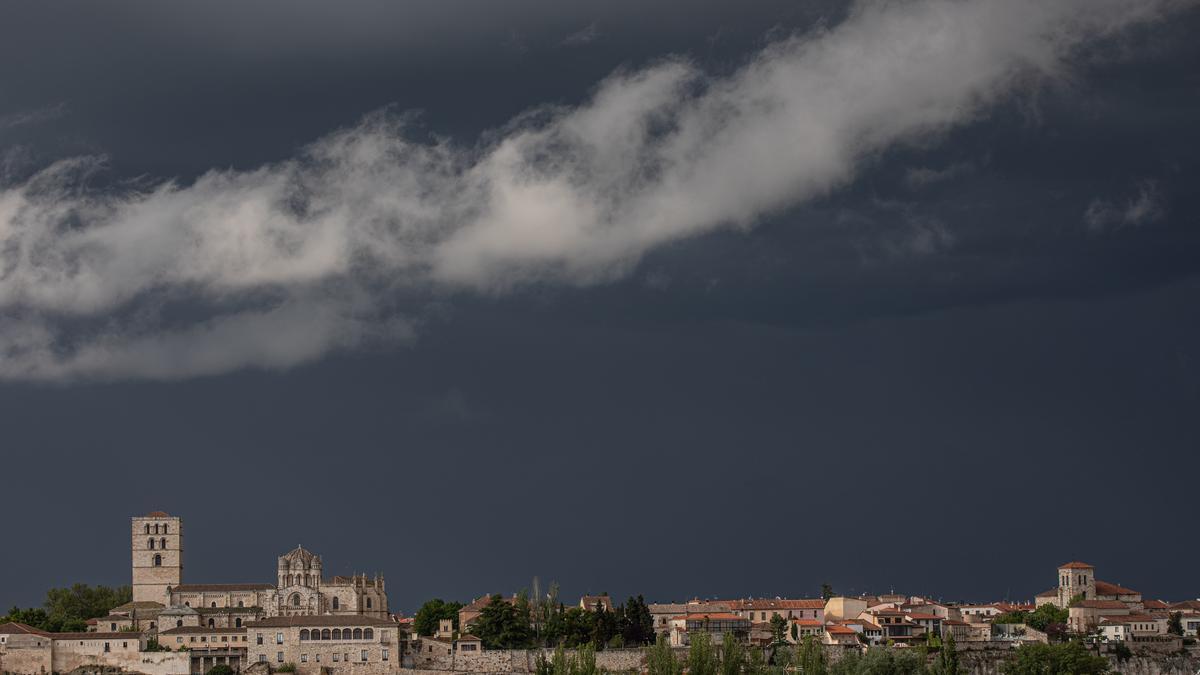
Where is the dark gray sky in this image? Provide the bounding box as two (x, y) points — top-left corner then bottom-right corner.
(1, 0), (1198, 614)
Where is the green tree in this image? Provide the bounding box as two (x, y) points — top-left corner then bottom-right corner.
(206, 665), (236, 675)
(769, 614), (787, 646)
(3, 584), (132, 633)
(473, 595), (534, 649)
(821, 584), (835, 601)
(796, 636), (827, 675)
(646, 636), (682, 675)
(1001, 641), (1108, 675)
(688, 632), (719, 675)
(720, 633), (744, 675)
(1168, 612), (1183, 636)
(413, 599), (464, 637)
(932, 632), (959, 675)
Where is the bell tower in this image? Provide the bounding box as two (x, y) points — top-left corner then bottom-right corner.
(132, 511), (183, 606)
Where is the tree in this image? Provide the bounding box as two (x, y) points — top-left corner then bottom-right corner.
(1168, 612), (1183, 636)
(646, 636), (682, 675)
(413, 599), (464, 637)
(720, 633), (744, 675)
(472, 595), (533, 649)
(796, 636), (827, 675)
(821, 584), (835, 601)
(688, 632), (719, 675)
(769, 614), (788, 646)
(2, 584), (131, 633)
(1001, 641), (1109, 675)
(206, 665), (235, 675)
(933, 632), (959, 675)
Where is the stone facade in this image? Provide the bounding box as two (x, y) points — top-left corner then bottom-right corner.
(132, 513), (183, 607)
(126, 512), (388, 623)
(244, 615), (399, 675)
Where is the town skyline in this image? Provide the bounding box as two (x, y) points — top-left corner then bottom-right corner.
(1, 510), (1192, 616)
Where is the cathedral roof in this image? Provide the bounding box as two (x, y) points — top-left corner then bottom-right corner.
(172, 583), (274, 593)
(280, 545), (321, 566)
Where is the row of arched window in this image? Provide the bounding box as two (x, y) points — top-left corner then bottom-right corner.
(144, 523), (169, 534)
(299, 628), (372, 641)
(148, 538), (167, 550)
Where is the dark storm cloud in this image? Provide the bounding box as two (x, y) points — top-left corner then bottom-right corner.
(0, 0), (1199, 614)
(1, 0), (1192, 380)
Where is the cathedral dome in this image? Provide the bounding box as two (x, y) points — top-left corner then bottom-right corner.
(279, 545), (321, 569)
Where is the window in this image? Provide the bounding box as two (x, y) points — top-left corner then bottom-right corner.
(190, 638), (196, 643)
(315, 654), (320, 663)
(333, 654), (340, 662)
(277, 652), (284, 663)
(382, 649), (389, 661)
(332, 629), (341, 640)
(321, 629), (331, 640)
(363, 628), (373, 640)
(123, 642), (128, 649)
(154, 554), (162, 567)
(238, 601), (244, 608)
(259, 655), (267, 663)
(176, 637), (183, 644)
(149, 538), (155, 549)
(361, 650), (368, 662)
(301, 654), (308, 663)
(332, 597), (339, 610)
(201, 637), (207, 642)
(208, 619), (215, 628)
(276, 633), (284, 645)
(366, 598), (372, 609)
(163, 524), (168, 534)
(222, 637), (228, 643)
(145, 524), (151, 534)
(211, 602), (217, 608)
(292, 594), (301, 607)
(111, 623), (117, 631)
(301, 630), (310, 641)
(104, 643), (110, 653)
(236, 619), (242, 628)
(161, 537), (167, 549)
(257, 634), (264, 645)
(353, 628), (363, 640)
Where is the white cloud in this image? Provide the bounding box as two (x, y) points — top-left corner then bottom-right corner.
(560, 23), (601, 48)
(0, 0), (1190, 381)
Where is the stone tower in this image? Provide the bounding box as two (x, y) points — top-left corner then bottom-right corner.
(132, 511), (183, 606)
(1057, 561), (1095, 607)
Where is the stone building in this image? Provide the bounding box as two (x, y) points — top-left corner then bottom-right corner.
(119, 512), (389, 633)
(244, 615), (399, 675)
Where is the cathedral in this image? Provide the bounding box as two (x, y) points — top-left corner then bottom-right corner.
(125, 512), (388, 631)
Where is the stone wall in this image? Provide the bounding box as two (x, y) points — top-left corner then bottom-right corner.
(407, 647), (647, 674)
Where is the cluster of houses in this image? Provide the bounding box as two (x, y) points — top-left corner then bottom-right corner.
(5, 540), (1200, 675)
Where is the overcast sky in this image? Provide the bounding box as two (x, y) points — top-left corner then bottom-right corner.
(1, 0), (1199, 613)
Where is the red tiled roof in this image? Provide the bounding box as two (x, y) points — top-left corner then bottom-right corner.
(160, 627), (246, 635)
(0, 622), (49, 636)
(247, 616), (395, 628)
(1035, 589), (1059, 598)
(905, 613), (942, 620)
(826, 625), (856, 635)
(736, 599), (826, 610)
(1059, 562), (1094, 570)
(790, 619), (822, 627)
(1143, 600), (1169, 610)
(1099, 614), (1158, 625)
(1073, 600), (1129, 610)
(677, 613), (745, 621)
(173, 584), (274, 593)
(146, 511), (171, 517)
(1095, 580), (1139, 596)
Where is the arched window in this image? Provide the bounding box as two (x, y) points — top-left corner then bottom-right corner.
(184, 602), (190, 607)
(208, 619), (215, 628)
(163, 524), (168, 534)
(332, 598), (339, 610)
(366, 598), (372, 609)
(145, 524), (151, 534)
(176, 620), (183, 628)
(161, 537), (167, 549)
(321, 629), (331, 640)
(291, 594), (301, 607)
(300, 630), (310, 641)
(332, 629), (342, 640)
(236, 618), (242, 628)
(148, 538), (155, 549)
(353, 628), (363, 640)
(363, 628), (373, 640)
(154, 524), (160, 534)
(238, 601), (244, 608)
(154, 554), (162, 567)
(211, 602), (217, 608)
